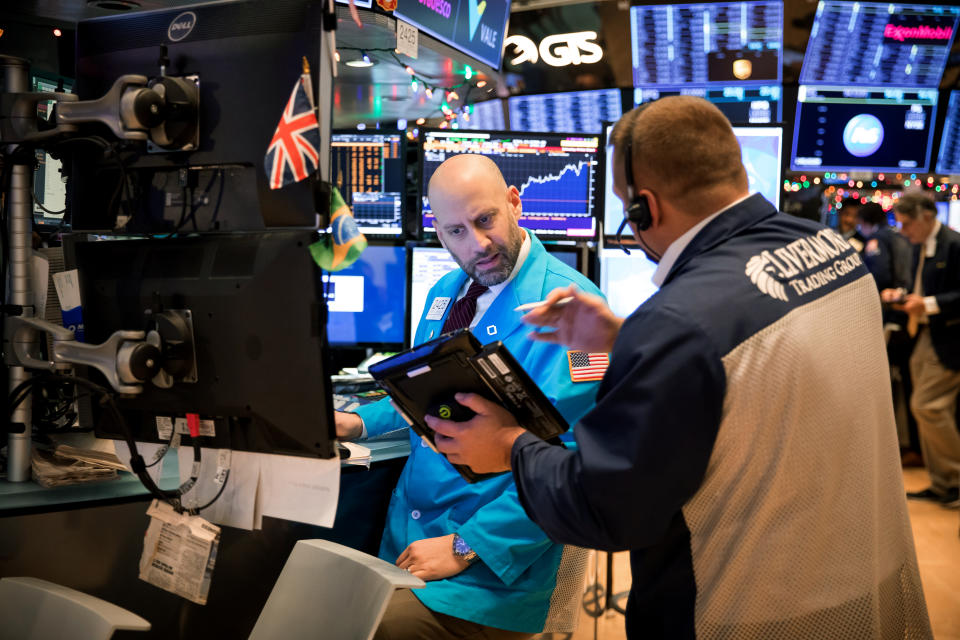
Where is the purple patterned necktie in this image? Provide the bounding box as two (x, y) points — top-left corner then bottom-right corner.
(441, 281), (490, 333)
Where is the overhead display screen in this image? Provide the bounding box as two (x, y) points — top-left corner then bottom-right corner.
(800, 1), (960, 88)
(936, 91), (960, 175)
(629, 1), (783, 87)
(634, 83), (781, 123)
(508, 89), (623, 134)
(461, 99), (506, 131)
(791, 86), (937, 172)
(393, 0), (511, 69)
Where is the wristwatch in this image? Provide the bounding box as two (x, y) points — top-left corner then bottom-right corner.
(452, 533), (479, 564)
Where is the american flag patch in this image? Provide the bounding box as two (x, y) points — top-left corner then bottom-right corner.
(567, 351), (609, 382)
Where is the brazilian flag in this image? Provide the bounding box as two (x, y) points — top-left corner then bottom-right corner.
(309, 187), (367, 271)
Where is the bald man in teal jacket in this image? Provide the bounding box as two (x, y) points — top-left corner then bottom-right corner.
(337, 154), (603, 638)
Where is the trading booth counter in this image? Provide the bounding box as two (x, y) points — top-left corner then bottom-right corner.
(0, 435), (412, 639)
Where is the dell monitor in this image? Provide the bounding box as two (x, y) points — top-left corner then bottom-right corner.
(421, 129), (601, 239)
(508, 89), (624, 134)
(324, 243), (408, 348)
(70, 0), (326, 232)
(936, 91), (960, 175)
(408, 245), (461, 345)
(790, 85), (937, 172)
(69, 230), (336, 459)
(330, 131), (405, 236)
(800, 1), (960, 89)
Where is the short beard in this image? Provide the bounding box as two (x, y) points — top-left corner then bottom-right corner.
(462, 226), (524, 286)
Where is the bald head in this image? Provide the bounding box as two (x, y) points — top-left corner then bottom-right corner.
(425, 154), (525, 286)
(427, 154), (508, 206)
(611, 96), (749, 214)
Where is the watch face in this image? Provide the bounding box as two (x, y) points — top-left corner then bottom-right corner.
(453, 534), (472, 556)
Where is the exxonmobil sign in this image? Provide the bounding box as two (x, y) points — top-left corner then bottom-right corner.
(884, 23), (953, 44)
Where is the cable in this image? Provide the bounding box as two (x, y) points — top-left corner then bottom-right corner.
(6, 372), (199, 509)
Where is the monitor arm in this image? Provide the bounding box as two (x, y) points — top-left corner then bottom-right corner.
(1, 72), (199, 150)
(6, 311), (196, 396)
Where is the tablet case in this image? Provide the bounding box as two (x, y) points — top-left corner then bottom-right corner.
(368, 329), (569, 482)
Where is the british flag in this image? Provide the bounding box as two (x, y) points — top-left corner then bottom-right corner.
(264, 73), (320, 190)
(567, 351), (610, 382)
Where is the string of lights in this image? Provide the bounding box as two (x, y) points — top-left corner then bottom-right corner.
(783, 172), (960, 211)
(336, 46), (491, 128)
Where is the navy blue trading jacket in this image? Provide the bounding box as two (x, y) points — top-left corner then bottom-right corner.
(510, 194), (930, 639)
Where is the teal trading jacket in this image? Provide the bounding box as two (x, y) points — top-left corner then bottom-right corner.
(355, 231), (603, 632)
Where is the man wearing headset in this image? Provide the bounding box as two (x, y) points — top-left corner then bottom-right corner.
(428, 98), (931, 639)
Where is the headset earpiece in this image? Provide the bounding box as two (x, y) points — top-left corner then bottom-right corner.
(625, 192), (652, 231)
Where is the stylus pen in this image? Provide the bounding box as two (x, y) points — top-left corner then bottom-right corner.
(514, 296), (575, 312)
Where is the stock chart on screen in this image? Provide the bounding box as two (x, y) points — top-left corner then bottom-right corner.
(800, 1), (959, 88)
(330, 132), (405, 235)
(421, 130), (600, 239)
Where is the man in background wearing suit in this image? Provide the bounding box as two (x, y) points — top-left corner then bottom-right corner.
(882, 190), (960, 508)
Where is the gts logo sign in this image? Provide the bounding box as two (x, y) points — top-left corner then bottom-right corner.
(168, 11), (197, 42)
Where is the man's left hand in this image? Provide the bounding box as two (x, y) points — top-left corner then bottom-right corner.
(427, 393), (526, 474)
(396, 534), (469, 581)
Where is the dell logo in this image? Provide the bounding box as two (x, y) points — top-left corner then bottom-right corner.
(168, 11), (197, 42)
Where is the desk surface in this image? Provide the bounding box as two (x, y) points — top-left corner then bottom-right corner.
(0, 434), (411, 514)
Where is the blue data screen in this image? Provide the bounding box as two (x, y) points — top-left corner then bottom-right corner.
(800, 1), (960, 88)
(422, 131), (600, 239)
(325, 245), (407, 346)
(630, 1), (782, 87)
(508, 89), (623, 134)
(936, 91), (960, 175)
(791, 86), (937, 172)
(461, 99), (506, 131)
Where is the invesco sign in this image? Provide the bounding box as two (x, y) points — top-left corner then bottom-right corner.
(503, 31), (603, 67)
(168, 11), (197, 42)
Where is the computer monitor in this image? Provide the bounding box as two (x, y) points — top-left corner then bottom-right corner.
(598, 248), (659, 318)
(31, 75), (72, 228)
(603, 123), (783, 236)
(732, 126), (782, 209)
(633, 84), (782, 124)
(934, 201), (960, 231)
(936, 91), (960, 175)
(791, 85), (937, 172)
(324, 243), (408, 348)
(461, 99), (506, 131)
(70, 0), (326, 232)
(544, 244), (580, 272)
(800, 1), (960, 89)
(508, 89), (624, 134)
(408, 245), (460, 345)
(330, 131), (405, 236)
(630, 1), (782, 87)
(69, 230), (336, 459)
(421, 129), (601, 239)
